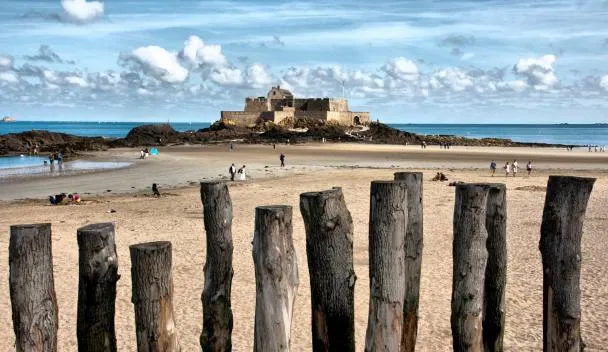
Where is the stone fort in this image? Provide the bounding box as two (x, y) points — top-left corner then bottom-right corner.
(220, 86), (370, 126)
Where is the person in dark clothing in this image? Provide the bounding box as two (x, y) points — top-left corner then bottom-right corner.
(152, 183), (161, 197)
(229, 163), (236, 181)
(279, 153), (285, 167)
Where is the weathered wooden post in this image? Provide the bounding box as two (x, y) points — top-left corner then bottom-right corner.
(200, 181), (234, 352)
(300, 187), (356, 352)
(365, 181), (408, 351)
(130, 241), (181, 352)
(451, 184), (490, 352)
(77, 222), (120, 352)
(9, 223), (59, 352)
(394, 172), (423, 352)
(252, 205), (299, 352)
(482, 184), (507, 352)
(539, 176), (595, 352)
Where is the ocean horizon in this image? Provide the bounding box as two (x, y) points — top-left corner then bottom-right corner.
(1, 120), (608, 147)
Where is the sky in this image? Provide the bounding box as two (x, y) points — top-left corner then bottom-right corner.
(1, 0), (608, 123)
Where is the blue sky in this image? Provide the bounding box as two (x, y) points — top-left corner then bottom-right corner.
(1, 0), (607, 123)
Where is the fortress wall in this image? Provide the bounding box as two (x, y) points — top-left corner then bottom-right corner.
(352, 112), (370, 124)
(295, 111), (329, 121)
(328, 99), (349, 112)
(244, 100), (269, 112)
(325, 111), (371, 125)
(270, 98), (291, 110)
(305, 98), (331, 111)
(293, 99), (309, 110)
(221, 111), (262, 126)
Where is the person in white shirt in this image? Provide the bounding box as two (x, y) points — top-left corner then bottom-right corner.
(504, 162), (511, 177)
(237, 165), (246, 181)
(526, 160), (532, 176)
(512, 160), (518, 177)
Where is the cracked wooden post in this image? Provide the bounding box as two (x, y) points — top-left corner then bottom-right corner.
(300, 187), (356, 352)
(252, 205), (299, 352)
(130, 241), (181, 352)
(200, 181), (234, 352)
(451, 184), (490, 352)
(482, 184), (507, 352)
(77, 222), (120, 352)
(394, 172), (423, 352)
(9, 223), (59, 352)
(365, 181), (408, 352)
(539, 176), (595, 352)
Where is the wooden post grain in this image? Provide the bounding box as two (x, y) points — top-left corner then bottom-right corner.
(300, 187), (356, 352)
(365, 181), (408, 352)
(200, 181), (234, 352)
(252, 205), (299, 352)
(9, 223), (59, 352)
(394, 172), (424, 352)
(482, 184), (507, 352)
(451, 184), (490, 352)
(130, 241), (181, 352)
(539, 176), (595, 352)
(77, 222), (120, 352)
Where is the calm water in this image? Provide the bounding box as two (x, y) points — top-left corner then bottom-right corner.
(0, 159), (131, 177)
(1, 121), (607, 146)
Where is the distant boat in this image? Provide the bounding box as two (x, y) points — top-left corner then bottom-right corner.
(2, 116), (16, 122)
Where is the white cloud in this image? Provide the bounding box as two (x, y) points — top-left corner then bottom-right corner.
(65, 75), (88, 87)
(429, 68), (473, 92)
(61, 0), (104, 23)
(600, 75), (608, 91)
(120, 46), (189, 83)
(0, 55), (14, 70)
(180, 35), (227, 68)
(245, 64), (272, 88)
(382, 57), (419, 81)
(0, 71), (19, 83)
(211, 67), (243, 86)
(513, 54), (558, 90)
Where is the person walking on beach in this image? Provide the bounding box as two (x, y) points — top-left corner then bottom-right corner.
(526, 160), (533, 176)
(229, 142), (234, 152)
(512, 160), (518, 177)
(49, 152), (55, 165)
(504, 162), (510, 177)
(56, 151), (63, 164)
(237, 165), (246, 181)
(280, 153), (285, 167)
(490, 160), (497, 176)
(229, 163), (236, 181)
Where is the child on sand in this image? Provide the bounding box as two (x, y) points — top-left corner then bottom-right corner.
(526, 161), (533, 176)
(512, 160), (518, 177)
(490, 160), (497, 176)
(504, 162), (510, 177)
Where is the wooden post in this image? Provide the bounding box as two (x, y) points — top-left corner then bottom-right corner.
(130, 241), (181, 352)
(200, 182), (234, 352)
(9, 223), (59, 352)
(539, 176), (595, 352)
(77, 222), (120, 352)
(451, 184), (490, 352)
(252, 205), (299, 352)
(482, 184), (507, 352)
(365, 181), (408, 352)
(394, 172), (423, 352)
(300, 187), (356, 352)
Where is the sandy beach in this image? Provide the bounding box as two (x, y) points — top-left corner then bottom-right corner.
(0, 143), (607, 351)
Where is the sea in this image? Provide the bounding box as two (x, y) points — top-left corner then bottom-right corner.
(1, 121), (607, 171)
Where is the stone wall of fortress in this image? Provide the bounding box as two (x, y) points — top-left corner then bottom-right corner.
(222, 110), (370, 126)
(221, 111), (262, 125)
(244, 100), (269, 112)
(293, 98), (349, 112)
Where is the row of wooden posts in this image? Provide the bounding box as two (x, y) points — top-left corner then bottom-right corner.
(7, 173), (595, 352)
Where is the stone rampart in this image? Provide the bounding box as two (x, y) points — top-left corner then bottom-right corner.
(244, 100), (269, 112)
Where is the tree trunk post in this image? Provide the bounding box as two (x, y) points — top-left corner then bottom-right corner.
(252, 205), (299, 352)
(130, 241), (181, 352)
(77, 222), (120, 352)
(9, 223), (59, 352)
(481, 184), (507, 352)
(394, 172), (424, 352)
(300, 187), (356, 352)
(200, 181), (234, 352)
(365, 181), (408, 352)
(451, 184), (490, 352)
(539, 176), (595, 352)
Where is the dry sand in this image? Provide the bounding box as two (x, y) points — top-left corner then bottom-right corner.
(0, 143), (607, 351)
